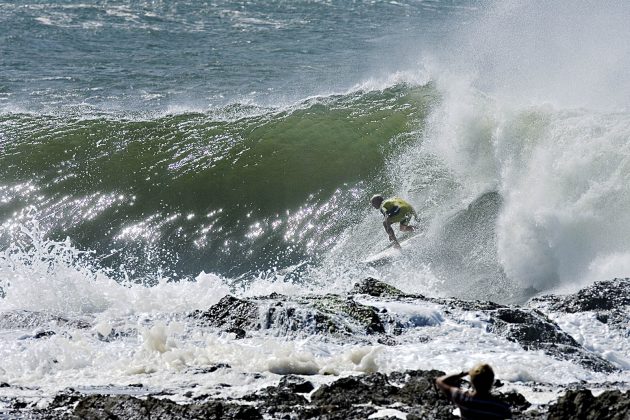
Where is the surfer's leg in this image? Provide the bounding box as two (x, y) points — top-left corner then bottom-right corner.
(400, 224), (414, 232)
(399, 215), (414, 232)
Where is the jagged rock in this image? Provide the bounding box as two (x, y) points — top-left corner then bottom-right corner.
(309, 295), (385, 334)
(18, 370), (538, 420)
(278, 374), (314, 393)
(224, 327), (246, 339)
(48, 390), (82, 412)
(486, 307), (618, 373)
(532, 278), (630, 313)
(242, 386), (308, 407)
(441, 298), (505, 312)
(310, 373), (399, 407)
(489, 308), (579, 347)
(350, 277), (406, 297)
(190, 295), (259, 330)
(68, 395), (262, 420)
(496, 390), (532, 414)
(191, 293), (384, 337)
(187, 363), (231, 375)
(389, 369), (459, 418)
(298, 404), (379, 419)
(33, 330), (56, 339)
(547, 389), (630, 420)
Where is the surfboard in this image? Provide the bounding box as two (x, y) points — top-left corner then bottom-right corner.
(361, 234), (421, 265)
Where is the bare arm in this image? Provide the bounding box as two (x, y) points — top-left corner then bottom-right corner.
(435, 371), (468, 396)
(383, 220), (400, 248)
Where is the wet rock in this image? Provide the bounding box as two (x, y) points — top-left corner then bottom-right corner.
(532, 278), (630, 313)
(21, 369), (537, 420)
(350, 277), (406, 298)
(69, 395), (262, 420)
(278, 375), (314, 393)
(308, 295), (384, 334)
(310, 373), (398, 407)
(48, 392), (81, 410)
(547, 389), (630, 420)
(32, 330), (56, 339)
(392, 370), (460, 418)
(243, 387), (308, 407)
(0, 382), (9, 387)
(259, 294), (385, 335)
(496, 390), (532, 414)
(192, 293), (384, 337)
(486, 307), (618, 373)
(190, 295), (259, 331)
(298, 404), (379, 419)
(96, 327), (136, 342)
(224, 327), (246, 339)
(438, 297), (505, 312)
(187, 363), (231, 375)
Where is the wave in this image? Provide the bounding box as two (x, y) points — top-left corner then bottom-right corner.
(0, 84), (437, 281)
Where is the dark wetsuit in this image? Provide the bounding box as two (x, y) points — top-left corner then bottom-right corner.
(449, 388), (512, 419)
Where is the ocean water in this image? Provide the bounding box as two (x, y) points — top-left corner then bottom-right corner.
(1, 0), (630, 410)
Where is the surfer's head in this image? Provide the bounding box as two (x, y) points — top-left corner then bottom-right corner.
(370, 194), (384, 209)
(469, 363), (494, 394)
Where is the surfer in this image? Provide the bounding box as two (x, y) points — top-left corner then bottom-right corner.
(435, 363), (512, 419)
(370, 195), (417, 249)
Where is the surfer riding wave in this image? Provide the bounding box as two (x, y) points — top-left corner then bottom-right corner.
(370, 195), (418, 249)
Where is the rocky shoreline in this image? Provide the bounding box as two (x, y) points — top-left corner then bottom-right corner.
(1, 278), (629, 419)
(4, 369), (629, 419)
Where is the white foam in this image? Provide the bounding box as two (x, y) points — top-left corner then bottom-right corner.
(0, 231), (229, 316)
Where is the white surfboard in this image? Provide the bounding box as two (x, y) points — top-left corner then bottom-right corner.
(361, 234), (421, 265)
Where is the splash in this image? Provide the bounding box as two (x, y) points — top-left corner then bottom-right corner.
(0, 223), (229, 315)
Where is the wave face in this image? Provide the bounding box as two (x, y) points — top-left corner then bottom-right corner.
(0, 86), (436, 280)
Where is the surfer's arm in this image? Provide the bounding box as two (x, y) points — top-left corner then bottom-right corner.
(383, 220), (401, 248)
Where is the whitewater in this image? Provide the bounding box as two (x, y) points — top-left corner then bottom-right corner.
(1, 0), (629, 416)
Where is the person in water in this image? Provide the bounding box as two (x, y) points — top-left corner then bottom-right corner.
(370, 195), (417, 248)
(436, 363), (512, 420)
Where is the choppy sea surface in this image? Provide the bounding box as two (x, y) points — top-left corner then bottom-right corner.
(1, 0), (630, 410)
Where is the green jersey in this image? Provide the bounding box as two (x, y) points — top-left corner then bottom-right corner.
(380, 197), (415, 225)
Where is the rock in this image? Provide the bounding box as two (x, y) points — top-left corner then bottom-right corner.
(32, 330), (56, 339)
(48, 392), (81, 410)
(547, 389), (630, 420)
(192, 293), (384, 338)
(69, 395), (262, 420)
(308, 295), (385, 335)
(243, 387), (308, 407)
(350, 277), (406, 298)
(225, 327), (246, 339)
(496, 390), (531, 414)
(190, 295), (259, 330)
(486, 307), (618, 373)
(532, 278), (630, 313)
(310, 373), (398, 407)
(21, 369), (536, 420)
(278, 375), (314, 393)
(298, 404), (379, 419)
(391, 370), (460, 418)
